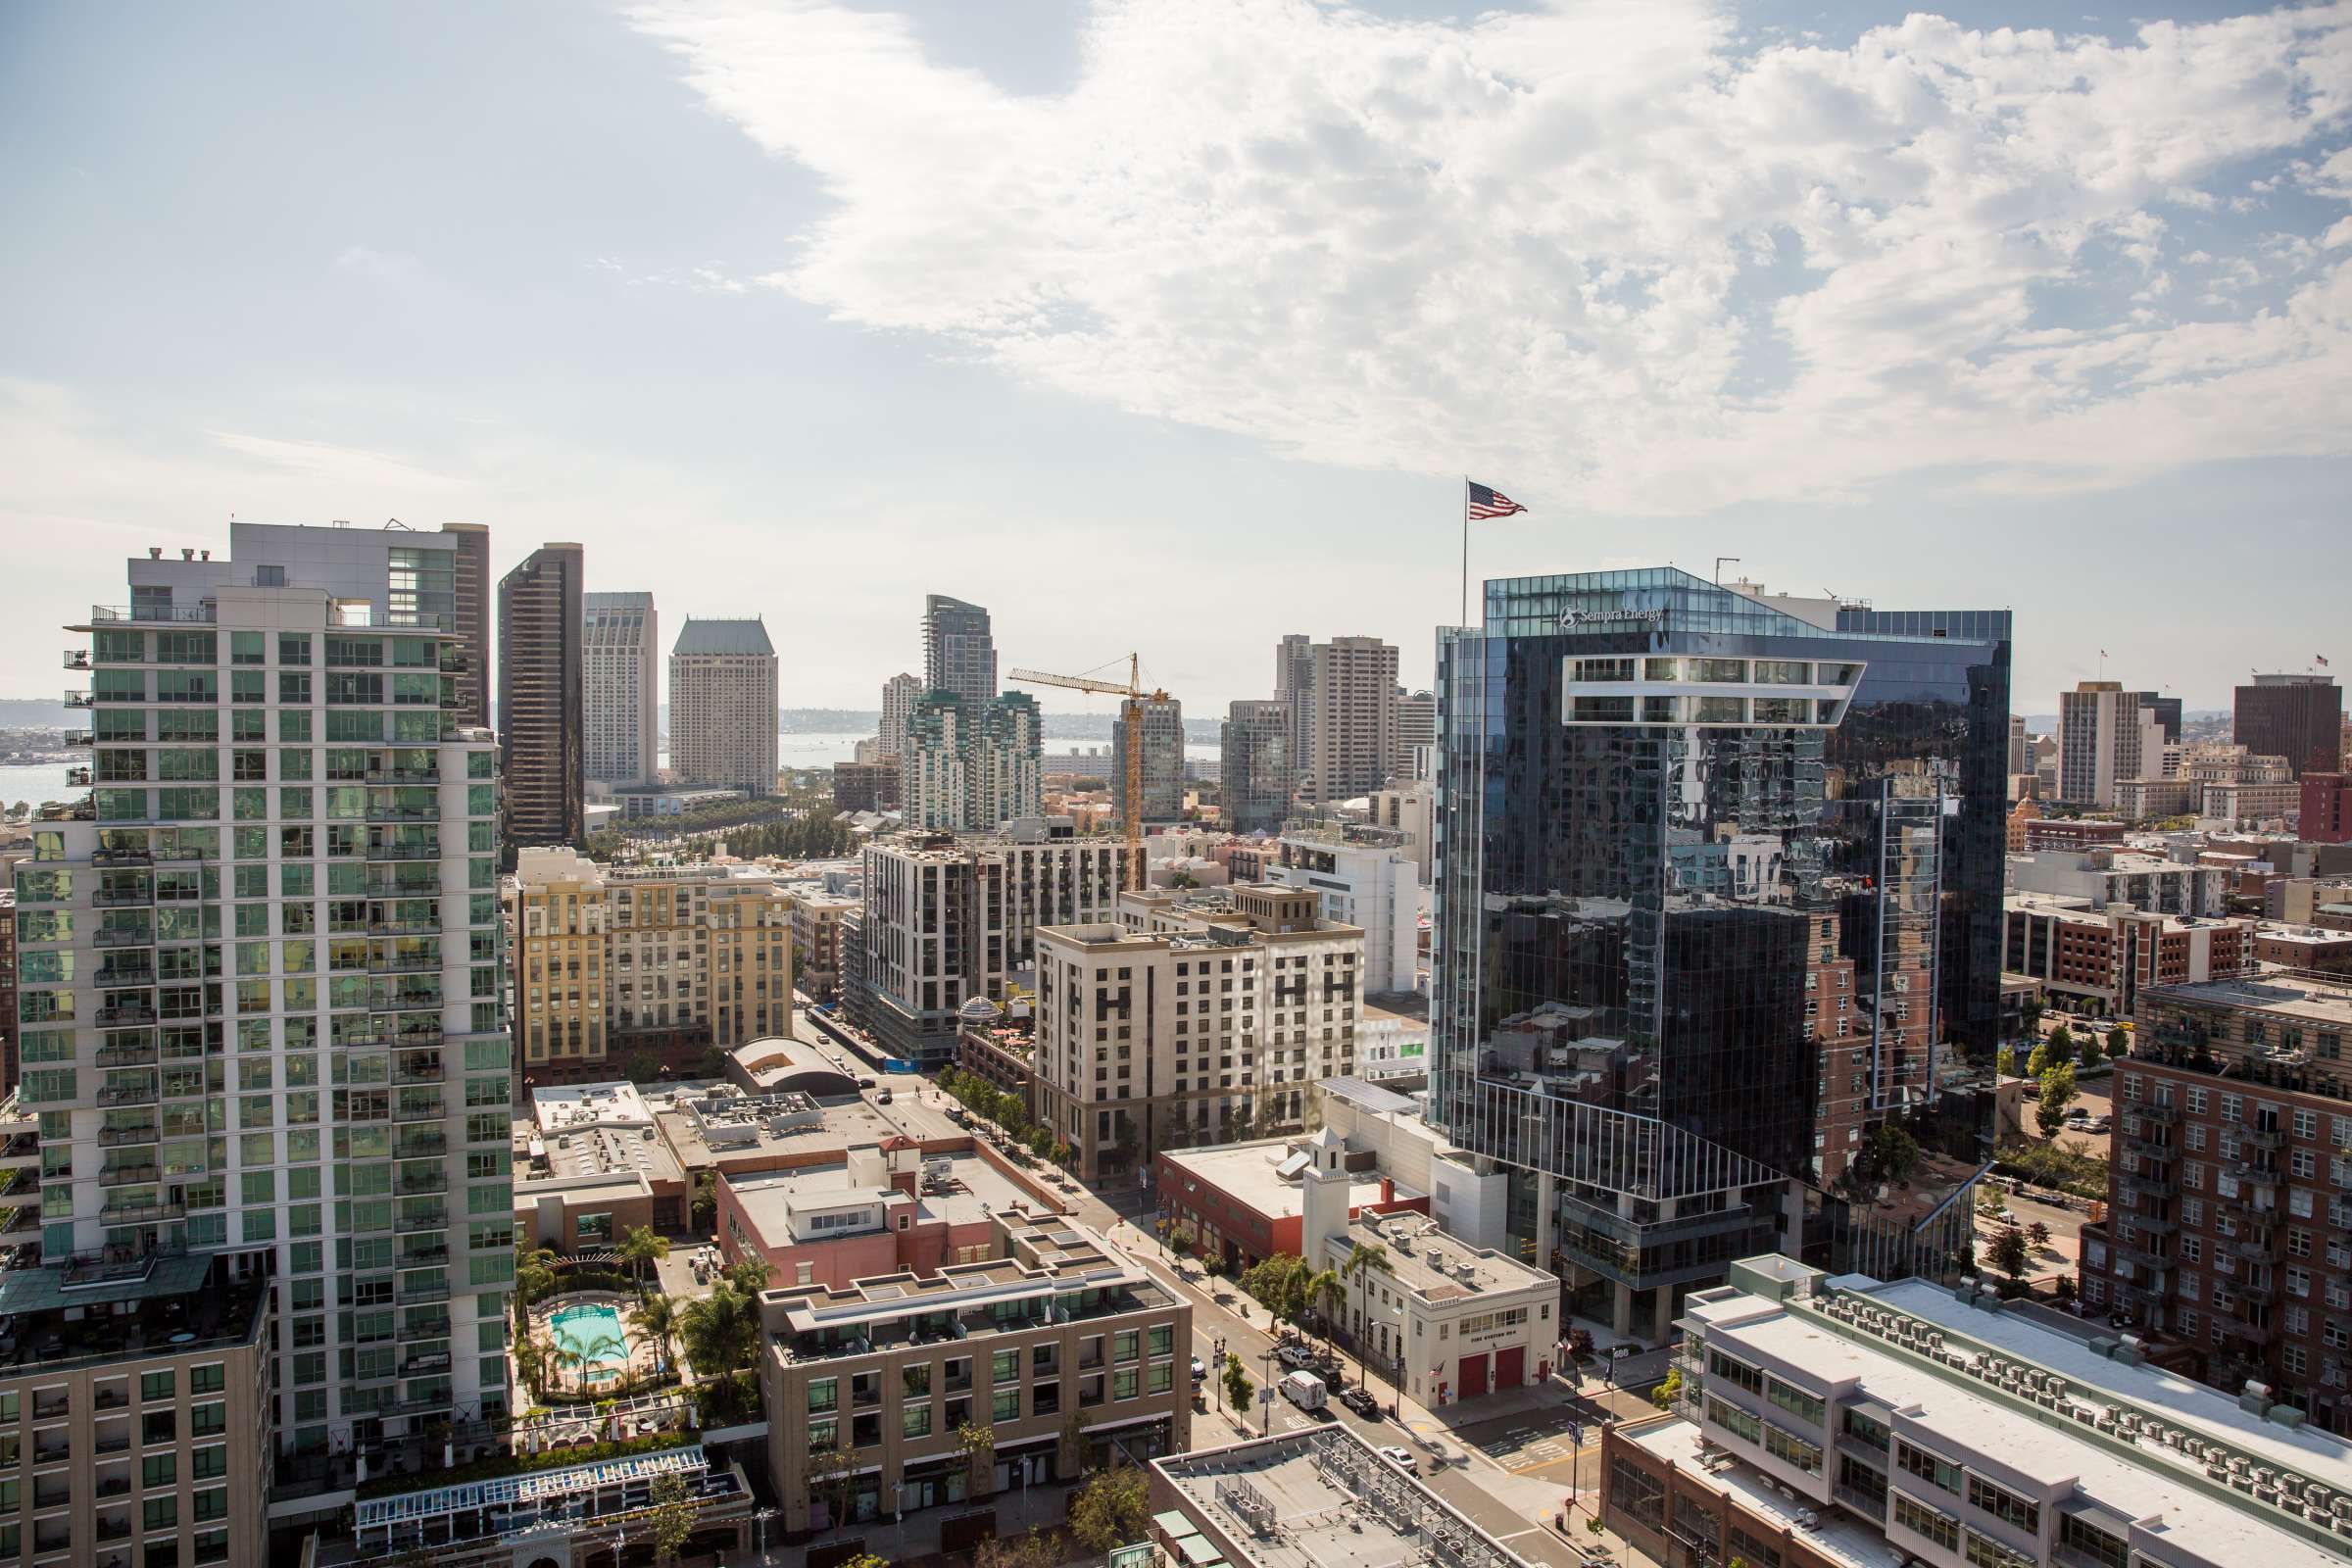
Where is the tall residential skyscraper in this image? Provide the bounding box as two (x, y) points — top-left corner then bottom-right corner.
(440, 521), (491, 729)
(2235, 672), (2343, 776)
(1431, 568), (2010, 1338)
(583, 591), (659, 789)
(1394, 687), (1437, 781)
(37, 521), (513, 1470)
(1220, 700), (1291, 834)
(921, 594), (997, 710)
(901, 692), (1041, 831)
(1112, 694), (1185, 825)
(668, 617), (780, 796)
(1275, 632), (1314, 784)
(1300, 635), (1398, 804)
(2057, 680), (2162, 808)
(879, 671), (921, 759)
(496, 542), (584, 850)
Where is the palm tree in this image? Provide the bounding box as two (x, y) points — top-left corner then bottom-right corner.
(617, 1225), (670, 1297)
(630, 1291), (682, 1378)
(514, 1246), (563, 1317)
(723, 1254), (772, 1297)
(1341, 1242), (1393, 1388)
(550, 1341), (586, 1397)
(512, 1333), (552, 1403)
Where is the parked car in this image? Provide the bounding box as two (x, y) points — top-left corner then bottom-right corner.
(876, 1086), (893, 1104)
(1340, 1386), (1381, 1419)
(1192, 1357), (1209, 1382)
(1277, 1344), (1315, 1369)
(1376, 1446), (1418, 1474)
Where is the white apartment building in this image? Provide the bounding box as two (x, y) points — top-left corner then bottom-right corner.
(1269, 820), (1425, 995)
(2006, 847), (2229, 915)
(1365, 783), (1434, 883)
(1301, 636), (1399, 805)
(668, 616), (779, 796)
(32, 521), (513, 1469)
(1032, 884), (1363, 1181)
(2058, 681), (2164, 809)
(1606, 1254), (2352, 1568)
(857, 821), (1126, 1064)
(900, 691), (1041, 833)
(1393, 688), (1436, 781)
(582, 590), (659, 788)
(878, 671), (921, 760)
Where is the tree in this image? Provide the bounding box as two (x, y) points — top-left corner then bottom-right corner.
(678, 1282), (761, 1414)
(1986, 1224), (2031, 1283)
(514, 1245), (563, 1312)
(2034, 1062), (2080, 1137)
(1342, 1241), (1394, 1350)
(724, 1255), (773, 1296)
(617, 1225), (670, 1297)
(807, 1441), (859, 1531)
(1068, 1461), (1152, 1553)
(2053, 1273), (2080, 1308)
(2026, 1039), (2052, 1080)
(1649, 1366), (1684, 1412)
(512, 1334), (552, 1403)
(1223, 1352), (1253, 1414)
(2106, 1023), (2130, 1060)
(691, 1170), (718, 1232)
(630, 1292), (681, 1375)
(957, 1420), (998, 1497)
(2027, 1221), (2052, 1250)
(1026, 1125), (1055, 1159)
(648, 1470), (697, 1565)
(978, 1529), (1063, 1568)
(2076, 1030), (2104, 1070)
(1168, 870), (1200, 890)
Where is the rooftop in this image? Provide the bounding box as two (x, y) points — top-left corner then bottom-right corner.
(1153, 1424), (1531, 1568)
(1337, 1214), (1553, 1301)
(0, 1260), (268, 1378)
(2141, 971), (2352, 1027)
(654, 1082), (963, 1172)
(727, 1148), (1034, 1242)
(671, 616), (775, 658)
(1162, 1138), (1407, 1223)
(1625, 1417), (1891, 1568)
(531, 1080), (655, 1134)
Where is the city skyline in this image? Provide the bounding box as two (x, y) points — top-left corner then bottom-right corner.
(3, 1), (2350, 715)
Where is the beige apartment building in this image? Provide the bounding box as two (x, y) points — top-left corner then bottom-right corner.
(668, 617), (779, 797)
(1034, 884), (1363, 1181)
(0, 1263), (273, 1568)
(507, 848), (794, 1082)
(762, 1208), (1190, 1535)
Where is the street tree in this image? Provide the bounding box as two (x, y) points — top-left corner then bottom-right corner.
(1069, 1461), (1152, 1552)
(2034, 1062), (2080, 1137)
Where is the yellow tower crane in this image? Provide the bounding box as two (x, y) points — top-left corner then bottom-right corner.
(1006, 654), (1164, 886)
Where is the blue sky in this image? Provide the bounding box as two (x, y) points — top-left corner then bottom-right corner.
(4, 0), (2349, 715)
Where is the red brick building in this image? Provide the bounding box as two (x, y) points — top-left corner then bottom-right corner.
(2303, 770), (2352, 843)
(1155, 1136), (1423, 1271)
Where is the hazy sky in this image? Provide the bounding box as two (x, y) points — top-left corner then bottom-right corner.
(5, 1), (2350, 716)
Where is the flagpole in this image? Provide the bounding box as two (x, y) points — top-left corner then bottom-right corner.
(1460, 476), (1471, 631)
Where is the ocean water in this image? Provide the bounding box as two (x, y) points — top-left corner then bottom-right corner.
(0, 761), (76, 808)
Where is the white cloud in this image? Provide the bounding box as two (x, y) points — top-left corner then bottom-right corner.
(625, 0), (2352, 511)
(208, 430), (466, 493)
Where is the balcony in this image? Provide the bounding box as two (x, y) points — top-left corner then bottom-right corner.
(63, 730), (92, 747)
(400, 1350), (453, 1376)
(93, 1432), (131, 1456)
(97, 1199), (184, 1225)
(2118, 1170), (2174, 1200)
(2132, 1214), (2180, 1238)
(89, 604), (215, 624)
(370, 955), (442, 975)
(369, 766), (440, 784)
(366, 843), (441, 861)
(93, 1389), (128, 1411)
(93, 1044), (159, 1069)
(97, 1164), (161, 1188)
(395, 1131), (448, 1159)
(90, 887), (152, 908)
(95, 1125), (160, 1148)
(392, 1061), (445, 1085)
(2216, 1316), (2276, 1346)
(399, 1241), (450, 1266)
(66, 766), (92, 787)
(95, 1086), (158, 1109)
(368, 804), (440, 821)
(396, 1170), (449, 1197)
(395, 1208), (450, 1234)
(366, 878), (441, 899)
(93, 1005), (155, 1028)
(32, 1442), (70, 1466)
(367, 918), (442, 936)
(393, 1102), (445, 1124)
(2136, 1102), (2179, 1126)
(2227, 1231), (2276, 1260)
(64, 690), (93, 709)
(396, 1279), (452, 1305)
(63, 650), (90, 670)
(92, 925), (154, 950)
(95, 1474), (131, 1497)
(93, 1519), (133, 1544)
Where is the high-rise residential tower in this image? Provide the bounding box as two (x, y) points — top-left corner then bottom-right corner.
(900, 692), (1041, 831)
(1112, 694), (1185, 825)
(1275, 633), (1314, 785)
(1220, 700), (1292, 834)
(1300, 635), (1398, 804)
(1431, 568), (2010, 1340)
(921, 594), (997, 710)
(583, 591), (659, 789)
(668, 617), (779, 797)
(2235, 672), (2343, 776)
(37, 520), (514, 1475)
(2057, 681), (2163, 808)
(496, 542), (584, 850)
(1394, 687), (1437, 781)
(439, 521), (491, 729)
(878, 671), (921, 760)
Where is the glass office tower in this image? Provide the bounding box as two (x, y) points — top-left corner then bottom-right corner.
(1432, 569), (2008, 1340)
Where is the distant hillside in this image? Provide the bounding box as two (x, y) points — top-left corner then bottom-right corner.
(0, 701), (75, 730)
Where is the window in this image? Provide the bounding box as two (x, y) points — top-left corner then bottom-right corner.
(2058, 1514), (2130, 1568)
(1965, 1531), (2033, 1568)
(1113, 1368), (1139, 1401)
(1607, 1457), (1666, 1532)
(1707, 1349), (1764, 1396)
(1764, 1424), (1821, 1475)
(903, 1403), (932, 1439)
(807, 1378), (837, 1414)
(1840, 1407), (1890, 1449)
(992, 1390), (1019, 1423)
(994, 1349), (1020, 1385)
(1967, 1474), (2039, 1533)
(1766, 1377), (1824, 1427)
(1896, 1441), (1962, 1494)
(140, 1370), (174, 1401)
(1707, 1396), (1761, 1444)
(1893, 1494), (1960, 1552)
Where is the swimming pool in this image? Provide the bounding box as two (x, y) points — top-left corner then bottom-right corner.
(550, 1302), (629, 1372)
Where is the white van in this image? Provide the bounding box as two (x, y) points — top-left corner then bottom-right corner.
(1281, 1370), (1328, 1413)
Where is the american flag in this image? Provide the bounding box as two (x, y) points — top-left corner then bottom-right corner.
(2320, 654), (2331, 668)
(1467, 480), (1526, 519)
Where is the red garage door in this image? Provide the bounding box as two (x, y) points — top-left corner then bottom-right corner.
(1494, 1345), (1525, 1390)
(1457, 1352), (1490, 1399)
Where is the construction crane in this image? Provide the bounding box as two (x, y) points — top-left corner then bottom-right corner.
(1007, 655), (1164, 886)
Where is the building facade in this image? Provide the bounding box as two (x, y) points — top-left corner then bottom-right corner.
(1112, 695), (1186, 827)
(36, 520), (514, 1477)
(506, 847), (795, 1081)
(1033, 885), (1363, 1181)
(1269, 821), (1423, 996)
(668, 616), (779, 797)
(1300, 636), (1399, 805)
(879, 670), (922, 761)
(921, 595), (997, 711)
(2001, 897), (2252, 1016)
(582, 590), (659, 789)
(1274, 633), (1315, 789)
(1432, 568), (2011, 1341)
(856, 825), (1125, 1064)
(901, 692), (1042, 833)
(1394, 688), (1437, 781)
(2304, 770), (2352, 844)
(2236, 674), (2342, 778)
(496, 541), (585, 852)
(1219, 701), (1291, 835)
(2056, 681), (2163, 809)
(438, 522), (491, 731)
(762, 1208), (1189, 1535)
(2080, 972), (2352, 1433)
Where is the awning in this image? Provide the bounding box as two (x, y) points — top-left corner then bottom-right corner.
(0, 1254), (212, 1314)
